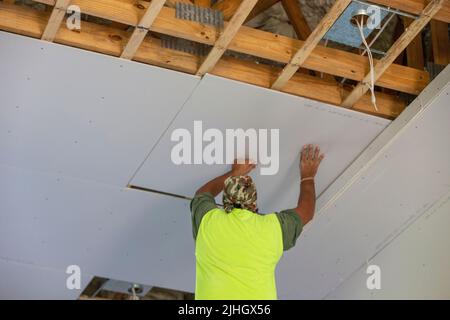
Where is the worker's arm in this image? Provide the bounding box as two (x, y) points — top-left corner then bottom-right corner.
(195, 160), (256, 197)
(294, 144), (324, 225)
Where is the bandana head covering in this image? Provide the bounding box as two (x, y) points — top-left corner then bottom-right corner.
(223, 176), (258, 213)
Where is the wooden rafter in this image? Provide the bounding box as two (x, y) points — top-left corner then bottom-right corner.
(41, 0), (71, 41)
(246, 0), (280, 22)
(431, 20), (450, 65)
(0, 1), (406, 118)
(370, 0), (450, 24)
(402, 17), (425, 70)
(120, 0), (166, 60)
(271, 0), (351, 90)
(196, 0), (258, 76)
(194, 0), (211, 7)
(213, 0), (280, 22)
(281, 0), (311, 40)
(342, 0), (445, 108)
(30, 0), (429, 95)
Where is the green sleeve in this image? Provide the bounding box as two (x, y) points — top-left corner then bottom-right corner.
(190, 192), (217, 240)
(276, 209), (303, 251)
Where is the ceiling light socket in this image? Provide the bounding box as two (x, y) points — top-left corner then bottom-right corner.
(350, 9), (371, 27)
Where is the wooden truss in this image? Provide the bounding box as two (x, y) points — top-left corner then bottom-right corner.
(0, 0), (448, 119)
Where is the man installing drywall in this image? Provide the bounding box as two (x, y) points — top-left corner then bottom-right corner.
(190, 144), (324, 300)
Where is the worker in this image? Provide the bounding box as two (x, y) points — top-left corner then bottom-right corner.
(190, 144), (325, 300)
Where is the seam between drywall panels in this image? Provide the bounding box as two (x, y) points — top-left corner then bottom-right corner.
(322, 189), (450, 300)
(316, 80), (450, 216)
(126, 78), (202, 186)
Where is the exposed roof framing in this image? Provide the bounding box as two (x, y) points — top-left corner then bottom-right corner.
(213, 0), (280, 22)
(41, 0), (71, 42)
(342, 0), (445, 108)
(30, 0), (430, 96)
(271, 0), (351, 90)
(402, 17), (425, 70)
(281, 0), (311, 41)
(120, 0), (166, 60)
(0, 1), (406, 118)
(197, 0), (258, 76)
(369, 0), (450, 24)
(431, 20), (450, 65)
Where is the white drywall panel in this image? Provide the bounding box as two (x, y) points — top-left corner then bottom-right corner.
(275, 68), (450, 299)
(131, 74), (390, 213)
(326, 191), (450, 300)
(0, 258), (93, 300)
(0, 164), (196, 293)
(0, 31), (199, 186)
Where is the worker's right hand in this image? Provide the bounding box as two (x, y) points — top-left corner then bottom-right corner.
(231, 159), (256, 176)
(300, 144), (324, 179)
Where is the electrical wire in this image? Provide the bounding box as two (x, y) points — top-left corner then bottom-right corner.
(355, 16), (378, 112)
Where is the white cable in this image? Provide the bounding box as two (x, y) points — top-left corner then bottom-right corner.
(356, 17), (378, 112)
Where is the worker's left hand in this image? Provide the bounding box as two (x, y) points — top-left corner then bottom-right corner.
(231, 159), (256, 176)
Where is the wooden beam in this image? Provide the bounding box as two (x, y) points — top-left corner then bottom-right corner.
(120, 0), (166, 59)
(41, 0), (71, 41)
(26, 0), (431, 94)
(0, 1), (405, 118)
(194, 0), (210, 7)
(214, 0), (280, 21)
(402, 17), (425, 69)
(281, 0), (311, 40)
(342, 0), (444, 108)
(271, 0), (351, 90)
(246, 0), (280, 22)
(370, 0), (450, 24)
(197, 0), (258, 76)
(431, 20), (450, 65)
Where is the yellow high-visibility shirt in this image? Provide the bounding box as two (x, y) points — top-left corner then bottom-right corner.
(190, 193), (302, 300)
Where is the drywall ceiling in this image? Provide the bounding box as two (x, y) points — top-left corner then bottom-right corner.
(276, 66), (450, 299)
(0, 164), (196, 293)
(326, 191), (450, 299)
(0, 257), (93, 299)
(130, 74), (390, 213)
(0, 31), (199, 187)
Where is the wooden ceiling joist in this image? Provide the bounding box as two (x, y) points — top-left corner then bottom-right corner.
(41, 0), (71, 41)
(342, 0), (445, 108)
(0, 1), (405, 118)
(271, 0), (351, 90)
(31, 0), (429, 95)
(120, 0), (166, 60)
(196, 0), (258, 76)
